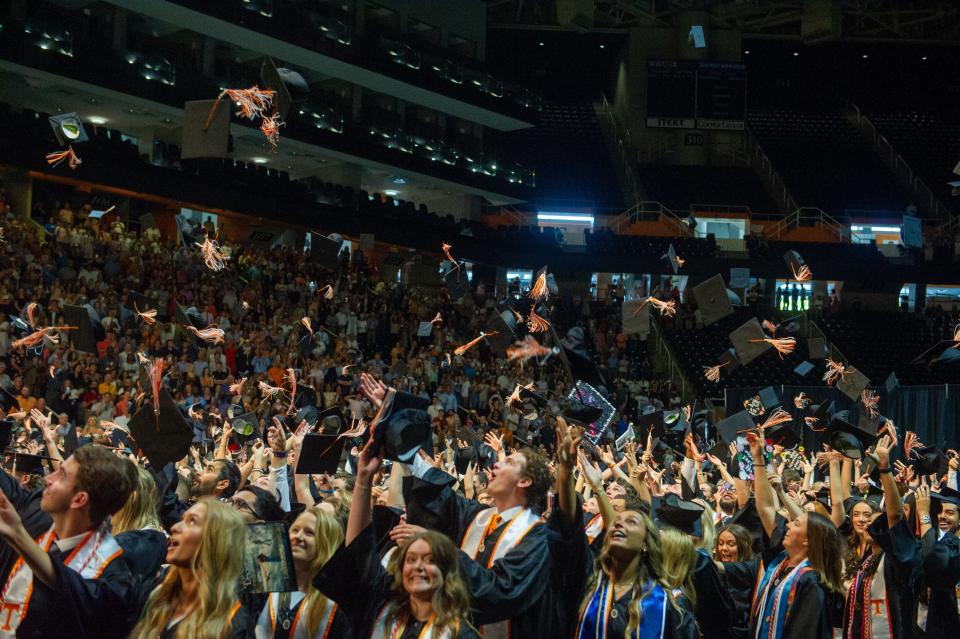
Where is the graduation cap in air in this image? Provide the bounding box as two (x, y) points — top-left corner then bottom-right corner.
(884, 372), (900, 394)
(128, 388), (194, 468)
(259, 57), (308, 121)
(562, 397), (604, 426)
(772, 316), (802, 338)
(807, 400), (835, 430)
(560, 326), (606, 391)
(793, 361), (814, 378)
(62, 304), (105, 355)
(653, 493), (704, 537)
(729, 318), (772, 366)
(441, 262), (470, 301)
(857, 409), (885, 438)
(230, 412), (261, 442)
(181, 99), (230, 160)
(837, 367), (870, 401)
(565, 381), (616, 444)
(174, 215), (204, 248)
(909, 340), (960, 367)
(48, 113), (89, 146)
(909, 445), (948, 476)
(635, 410), (665, 442)
(308, 232), (343, 271)
(808, 337), (827, 360)
(662, 244), (682, 274)
(483, 307), (519, 357)
(534, 266), (559, 298)
(125, 290), (160, 319)
(765, 421), (800, 448)
(295, 433), (347, 475)
(783, 250), (808, 280)
(823, 410), (877, 459)
(692, 274), (734, 326)
(367, 389), (433, 463)
(757, 387), (781, 413)
(717, 410), (756, 445)
(10, 452), (52, 477)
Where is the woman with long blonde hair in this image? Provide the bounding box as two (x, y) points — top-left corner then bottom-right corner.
(659, 529), (698, 613)
(255, 505), (351, 638)
(554, 421), (697, 639)
(112, 465), (167, 578)
(314, 441), (478, 638)
(129, 498), (250, 639)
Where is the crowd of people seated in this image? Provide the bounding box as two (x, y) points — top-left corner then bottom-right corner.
(0, 190), (956, 639)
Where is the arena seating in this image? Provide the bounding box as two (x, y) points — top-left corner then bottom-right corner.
(816, 311), (960, 386)
(746, 109), (913, 217)
(635, 164), (776, 214)
(585, 229), (717, 259)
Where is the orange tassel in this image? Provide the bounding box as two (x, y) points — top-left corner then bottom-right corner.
(25, 303), (37, 327)
(441, 243), (459, 270)
(527, 307), (550, 333)
(506, 384), (524, 409)
(860, 390), (880, 419)
(149, 358), (165, 417)
(762, 320), (777, 334)
(12, 326), (76, 351)
(805, 416), (827, 431)
(46, 146), (81, 169)
(454, 331), (497, 356)
(506, 335), (552, 363)
(194, 232), (226, 272)
(749, 336), (797, 358)
(258, 381), (284, 398)
(260, 112), (284, 150)
(186, 325), (225, 345)
(229, 377), (247, 396)
(528, 271), (549, 301)
(133, 302), (157, 326)
(791, 264), (812, 281)
(793, 392), (809, 409)
(760, 408), (792, 431)
(339, 418), (368, 439)
(511, 308), (523, 323)
(431, 312), (443, 326)
(207, 86), (276, 128)
(703, 362), (728, 383)
(318, 285), (334, 300)
(822, 358), (847, 385)
(300, 317), (313, 333)
(285, 368), (298, 415)
(633, 297), (677, 318)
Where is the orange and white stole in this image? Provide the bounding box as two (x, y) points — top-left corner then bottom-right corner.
(0, 526), (122, 636)
(267, 592), (337, 639)
(459, 506), (541, 639)
(370, 610), (454, 639)
(584, 514), (605, 545)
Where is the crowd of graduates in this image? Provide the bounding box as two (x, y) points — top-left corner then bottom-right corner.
(0, 204), (955, 639)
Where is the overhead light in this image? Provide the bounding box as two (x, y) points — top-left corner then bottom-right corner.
(744, 50), (750, 55)
(792, 51), (799, 57)
(384, 189), (399, 196)
(251, 157), (269, 164)
(869, 226), (901, 232)
(599, 44), (605, 49)
(538, 42), (544, 46)
(922, 56), (928, 60)
(87, 115), (108, 125)
(862, 54), (868, 59)
(537, 212), (594, 223)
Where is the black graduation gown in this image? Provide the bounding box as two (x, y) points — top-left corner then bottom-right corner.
(402, 468), (558, 638)
(692, 548), (738, 639)
(258, 592), (353, 639)
(548, 497), (697, 639)
(747, 515), (844, 639)
(721, 555), (763, 637)
(842, 517), (922, 639)
(114, 529), (167, 578)
(920, 529), (960, 639)
(0, 468), (53, 586)
(314, 524), (473, 639)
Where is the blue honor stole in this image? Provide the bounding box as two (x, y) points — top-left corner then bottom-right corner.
(751, 553), (811, 639)
(576, 573), (668, 639)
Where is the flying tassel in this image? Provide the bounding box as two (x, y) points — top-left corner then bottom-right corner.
(760, 408), (792, 431)
(133, 302), (157, 326)
(285, 368), (297, 416)
(506, 384), (524, 409)
(822, 358), (847, 386)
(300, 317), (313, 333)
(186, 325), (225, 345)
(187, 405), (205, 422)
(45, 146), (81, 169)
(954, 323), (960, 343)
(506, 335), (553, 363)
(527, 307), (550, 333)
(229, 377), (247, 396)
(805, 415), (827, 431)
(260, 112), (284, 150)
(441, 243), (460, 271)
(12, 326), (76, 351)
(528, 271), (549, 301)
(338, 418), (367, 439)
(749, 336), (797, 358)
(682, 404), (692, 423)
(149, 358), (165, 418)
(791, 264), (812, 282)
(703, 360), (731, 383)
(430, 312), (443, 326)
(258, 381), (285, 398)
(860, 389), (880, 419)
(194, 232), (227, 272)
(25, 303), (37, 327)
(633, 297), (676, 318)
(454, 331), (497, 356)
(762, 320), (777, 334)
(510, 308), (524, 323)
(318, 285), (334, 300)
(136, 352), (150, 366)
(206, 86), (276, 128)
(793, 392), (810, 409)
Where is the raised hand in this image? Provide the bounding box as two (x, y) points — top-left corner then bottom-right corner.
(555, 418), (581, 470)
(359, 373), (388, 410)
(484, 431), (504, 454)
(578, 451), (603, 490)
(355, 440), (383, 482)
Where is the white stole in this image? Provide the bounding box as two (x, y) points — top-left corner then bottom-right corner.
(371, 608), (453, 639)
(0, 526), (122, 637)
(266, 592), (336, 639)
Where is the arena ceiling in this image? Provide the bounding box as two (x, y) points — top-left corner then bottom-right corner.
(485, 1), (960, 44)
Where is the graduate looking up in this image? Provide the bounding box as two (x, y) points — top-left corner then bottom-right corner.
(0, 445), (137, 637)
(915, 482), (960, 639)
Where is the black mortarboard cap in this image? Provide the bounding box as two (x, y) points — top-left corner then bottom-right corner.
(809, 400), (834, 428)
(48, 113), (89, 147)
(296, 433), (347, 475)
(774, 316), (802, 338)
(909, 340), (960, 367)
(128, 388), (194, 468)
(716, 348), (741, 375)
(483, 308), (518, 356)
(295, 383), (318, 409)
(175, 302), (205, 330)
(793, 361), (814, 377)
(758, 386), (781, 412)
(884, 372), (899, 394)
(442, 262), (470, 300)
(717, 410), (756, 444)
(0, 387), (20, 413)
(729, 317), (771, 365)
(931, 486), (960, 517)
(663, 244), (681, 274)
(825, 410), (877, 459)
(369, 390), (433, 463)
(765, 422), (800, 448)
(837, 367), (870, 401)
(635, 410), (665, 441)
(692, 274), (734, 326)
(562, 399), (604, 425)
(308, 233), (343, 271)
(808, 337), (827, 360)
(783, 250), (806, 278)
(181, 99), (230, 160)
(125, 290), (160, 318)
(563, 343), (606, 391)
(857, 410), (885, 437)
(259, 56), (296, 120)
(11, 452), (51, 476)
(230, 412), (261, 442)
(62, 304), (103, 354)
(654, 493), (704, 537)
(372, 504), (403, 543)
(909, 445), (948, 476)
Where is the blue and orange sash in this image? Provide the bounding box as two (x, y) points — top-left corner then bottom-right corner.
(750, 553), (811, 639)
(576, 574), (668, 639)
